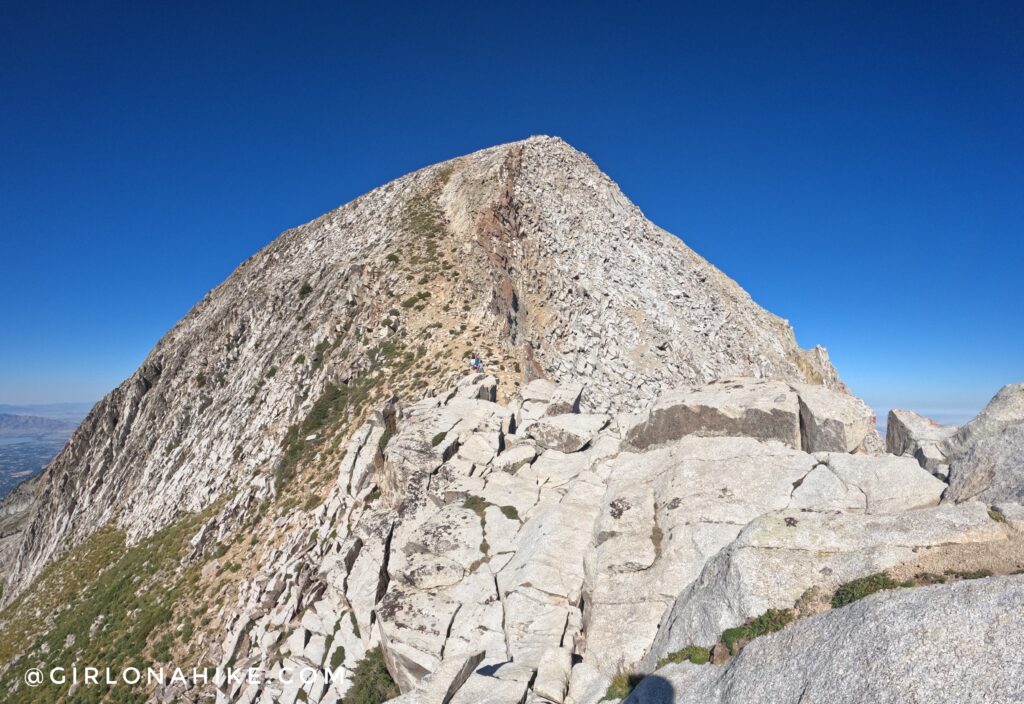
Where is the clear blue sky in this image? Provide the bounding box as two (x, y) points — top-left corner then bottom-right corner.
(1, 1), (1021, 422)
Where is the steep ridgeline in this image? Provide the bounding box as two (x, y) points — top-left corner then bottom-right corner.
(0, 137), (896, 704)
(1, 137), (840, 605)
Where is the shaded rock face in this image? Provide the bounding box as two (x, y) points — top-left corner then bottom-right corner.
(622, 380), (801, 450)
(628, 576), (1024, 704)
(623, 378), (880, 454)
(0, 136), (845, 606)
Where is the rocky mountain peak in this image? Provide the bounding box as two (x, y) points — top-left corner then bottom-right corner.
(0, 137), (843, 605)
(5, 139), (991, 704)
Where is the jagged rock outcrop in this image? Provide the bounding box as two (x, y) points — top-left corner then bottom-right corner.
(128, 372), (1008, 704)
(943, 384), (1024, 504)
(886, 408), (958, 477)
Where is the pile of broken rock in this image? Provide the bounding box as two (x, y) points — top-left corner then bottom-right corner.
(210, 375), (1024, 704)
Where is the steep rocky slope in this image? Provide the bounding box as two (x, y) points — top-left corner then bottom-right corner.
(2, 137), (1019, 704)
(0, 136), (839, 604)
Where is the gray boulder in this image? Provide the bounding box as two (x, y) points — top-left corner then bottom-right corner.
(942, 382), (1024, 457)
(643, 501), (1007, 668)
(790, 382), (879, 453)
(886, 408), (957, 476)
(623, 379), (801, 451)
(527, 413), (609, 453)
(628, 575), (1024, 704)
(790, 452), (946, 514)
(945, 423), (1024, 504)
(941, 383), (1024, 504)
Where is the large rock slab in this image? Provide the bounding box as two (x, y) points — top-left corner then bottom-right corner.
(581, 436), (818, 672)
(941, 383), (1024, 504)
(526, 413), (608, 453)
(497, 471), (607, 667)
(628, 575), (1024, 704)
(886, 409), (958, 475)
(790, 452), (945, 514)
(942, 382), (1024, 457)
(790, 382), (879, 453)
(945, 423), (1024, 504)
(643, 501), (1008, 667)
(623, 379), (800, 451)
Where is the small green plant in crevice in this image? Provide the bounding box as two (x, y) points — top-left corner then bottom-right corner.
(378, 430), (393, 451)
(657, 645), (710, 668)
(947, 569), (993, 580)
(499, 505), (520, 521)
(831, 573), (902, 609)
(298, 282), (313, 299)
(330, 645), (346, 671)
(341, 647), (399, 704)
(721, 608), (795, 655)
(463, 495), (488, 519)
(431, 431), (447, 447)
(196, 372), (207, 388)
(989, 506), (1008, 523)
(602, 671), (644, 701)
(651, 524), (664, 558)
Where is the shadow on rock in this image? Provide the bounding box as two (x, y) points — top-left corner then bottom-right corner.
(624, 674), (675, 703)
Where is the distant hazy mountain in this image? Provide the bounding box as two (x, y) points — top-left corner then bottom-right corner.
(0, 413), (77, 437)
(0, 411), (82, 500)
(0, 402), (91, 423)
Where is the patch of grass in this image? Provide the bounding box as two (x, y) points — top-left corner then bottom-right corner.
(657, 645), (710, 668)
(721, 609), (794, 655)
(386, 253), (400, 264)
(431, 431), (447, 447)
(298, 282), (313, 298)
(330, 645), (346, 671)
(275, 378), (374, 492)
(948, 569), (993, 580)
(342, 647), (399, 704)
(378, 430), (392, 451)
(989, 507), (1008, 523)
(602, 672), (644, 701)
(499, 505), (520, 521)
(463, 495), (488, 519)
(266, 366), (278, 378)
(831, 573), (901, 608)
(195, 372), (207, 388)
(0, 512), (211, 703)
